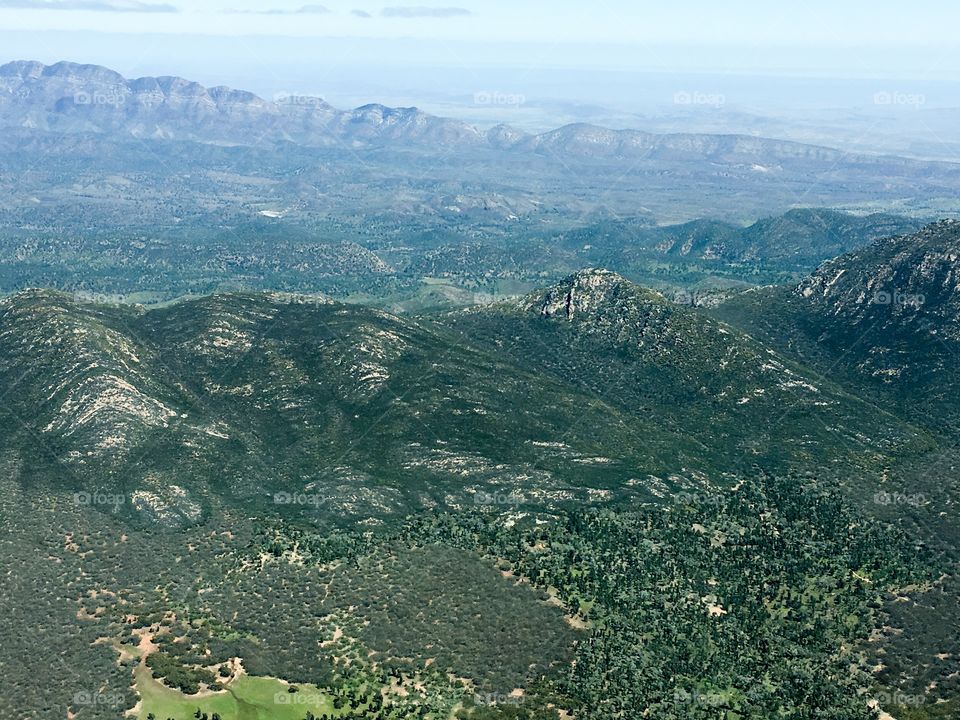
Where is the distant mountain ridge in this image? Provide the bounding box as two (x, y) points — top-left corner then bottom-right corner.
(1, 59), (956, 170)
(0, 60), (485, 148)
(4, 60), (960, 223)
(548, 208), (925, 271)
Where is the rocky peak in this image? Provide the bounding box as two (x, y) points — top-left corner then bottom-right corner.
(351, 103), (407, 120)
(523, 269), (655, 321)
(486, 123), (530, 149)
(44, 60), (127, 85)
(0, 60), (45, 79)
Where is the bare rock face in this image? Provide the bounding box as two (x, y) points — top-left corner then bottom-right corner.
(0, 290), (178, 462)
(524, 269), (634, 321)
(797, 220), (960, 340)
(782, 220), (960, 393)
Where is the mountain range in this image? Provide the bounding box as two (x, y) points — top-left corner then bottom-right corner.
(3, 60), (960, 188)
(0, 57), (944, 181)
(5, 225), (958, 533)
(0, 60), (894, 155)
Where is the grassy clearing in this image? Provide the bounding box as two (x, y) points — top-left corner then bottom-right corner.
(135, 665), (338, 720)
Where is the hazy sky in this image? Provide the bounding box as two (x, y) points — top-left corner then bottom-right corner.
(1, 0), (958, 132)
(2, 1), (959, 58)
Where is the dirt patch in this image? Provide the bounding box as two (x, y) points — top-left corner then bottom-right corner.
(132, 627), (159, 658)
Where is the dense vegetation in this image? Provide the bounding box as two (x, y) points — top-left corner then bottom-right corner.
(0, 183), (930, 309)
(0, 224), (957, 719)
(1, 451), (946, 720)
(401, 473), (931, 719)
